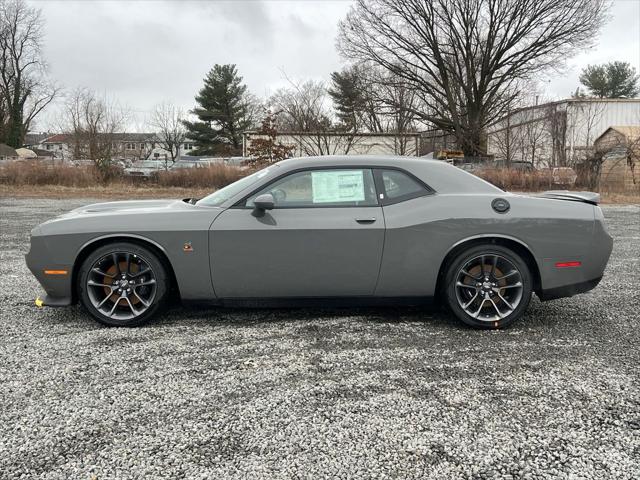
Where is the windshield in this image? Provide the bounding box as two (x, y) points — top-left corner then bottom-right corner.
(196, 166), (275, 207)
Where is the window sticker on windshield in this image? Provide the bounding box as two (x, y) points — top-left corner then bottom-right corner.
(311, 170), (365, 203)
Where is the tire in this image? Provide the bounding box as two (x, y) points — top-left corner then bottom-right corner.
(77, 242), (169, 327)
(444, 244), (532, 329)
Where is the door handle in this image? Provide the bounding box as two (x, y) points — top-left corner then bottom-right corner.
(355, 218), (376, 224)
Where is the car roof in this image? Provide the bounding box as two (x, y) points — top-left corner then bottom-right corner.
(274, 155), (502, 194)
(276, 155), (439, 169)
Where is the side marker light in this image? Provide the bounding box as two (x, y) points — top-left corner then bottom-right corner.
(554, 261), (581, 268)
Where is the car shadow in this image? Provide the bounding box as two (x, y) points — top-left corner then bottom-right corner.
(34, 296), (579, 333)
(158, 303), (457, 329)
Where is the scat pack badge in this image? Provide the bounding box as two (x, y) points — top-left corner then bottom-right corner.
(183, 242), (194, 253)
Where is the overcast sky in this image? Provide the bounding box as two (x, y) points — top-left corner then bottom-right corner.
(32, 0), (640, 132)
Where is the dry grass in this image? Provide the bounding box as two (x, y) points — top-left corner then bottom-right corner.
(0, 184), (213, 199)
(0, 161), (246, 198)
(0, 160), (99, 187)
(476, 167), (640, 203)
(476, 167), (555, 191)
(154, 163), (244, 189)
(1, 161), (638, 203)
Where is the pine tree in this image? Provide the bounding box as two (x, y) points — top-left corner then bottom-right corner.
(579, 62), (639, 98)
(328, 65), (384, 133)
(328, 69), (363, 131)
(183, 64), (252, 155)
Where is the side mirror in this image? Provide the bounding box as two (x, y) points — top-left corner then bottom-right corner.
(253, 193), (275, 211)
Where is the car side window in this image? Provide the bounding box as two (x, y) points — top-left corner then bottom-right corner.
(246, 169), (378, 208)
(379, 169), (430, 204)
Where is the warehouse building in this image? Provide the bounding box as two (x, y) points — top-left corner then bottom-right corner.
(486, 98), (640, 168)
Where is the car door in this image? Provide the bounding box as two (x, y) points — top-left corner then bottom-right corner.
(372, 168), (437, 297)
(209, 167), (385, 298)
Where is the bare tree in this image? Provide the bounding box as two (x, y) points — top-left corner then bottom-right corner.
(522, 111), (548, 167)
(269, 78), (361, 156)
(498, 104), (550, 167)
(491, 112), (525, 165)
(329, 63), (424, 140)
(370, 69), (422, 154)
(338, 0), (608, 156)
(0, 0), (58, 147)
(566, 100), (606, 167)
(545, 104), (568, 167)
(270, 79), (333, 132)
(64, 87), (128, 179)
(150, 102), (186, 168)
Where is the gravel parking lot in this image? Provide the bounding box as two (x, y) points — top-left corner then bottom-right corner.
(0, 197), (638, 479)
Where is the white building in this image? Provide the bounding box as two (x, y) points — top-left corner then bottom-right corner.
(242, 131), (423, 158)
(487, 98), (640, 167)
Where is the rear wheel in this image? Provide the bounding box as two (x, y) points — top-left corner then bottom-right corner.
(77, 242), (169, 327)
(444, 244), (532, 329)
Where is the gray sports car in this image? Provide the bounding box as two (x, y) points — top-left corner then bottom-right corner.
(26, 156), (613, 329)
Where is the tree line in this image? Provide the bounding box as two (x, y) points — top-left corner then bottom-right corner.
(1, 0), (639, 164)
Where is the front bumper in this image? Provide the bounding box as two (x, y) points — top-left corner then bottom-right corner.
(26, 236), (74, 307)
(35, 294), (73, 307)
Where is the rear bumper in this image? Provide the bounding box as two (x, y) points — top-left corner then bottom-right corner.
(536, 212), (612, 297)
(538, 276), (602, 301)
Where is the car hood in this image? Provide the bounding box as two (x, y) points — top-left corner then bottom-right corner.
(31, 198), (223, 237)
(69, 199), (179, 215)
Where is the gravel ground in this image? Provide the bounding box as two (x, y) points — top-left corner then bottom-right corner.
(0, 198), (638, 480)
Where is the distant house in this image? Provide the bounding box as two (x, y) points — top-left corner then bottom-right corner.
(595, 126), (640, 192)
(0, 138), (54, 160)
(35, 133), (195, 162)
(242, 131), (423, 158)
(39, 134), (72, 159)
(0, 143), (18, 161)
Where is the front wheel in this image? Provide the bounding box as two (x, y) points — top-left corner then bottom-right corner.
(444, 245), (532, 329)
(77, 242), (169, 327)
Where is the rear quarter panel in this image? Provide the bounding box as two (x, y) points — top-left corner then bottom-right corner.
(375, 193), (596, 297)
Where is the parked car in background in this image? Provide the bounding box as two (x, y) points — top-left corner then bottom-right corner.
(493, 160), (534, 172)
(458, 163), (479, 173)
(551, 167), (578, 187)
(115, 159), (132, 169)
(540, 167), (577, 186)
(124, 160), (167, 178)
(170, 161), (205, 170)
